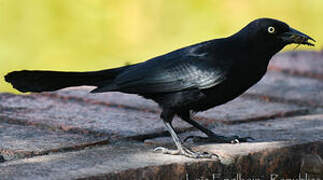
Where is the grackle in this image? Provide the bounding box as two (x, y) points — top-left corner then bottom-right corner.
(5, 18), (315, 158)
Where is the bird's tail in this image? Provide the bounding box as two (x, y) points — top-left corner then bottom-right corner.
(4, 66), (132, 93)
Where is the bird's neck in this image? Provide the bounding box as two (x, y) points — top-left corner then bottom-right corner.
(229, 35), (284, 63)
(229, 29), (286, 61)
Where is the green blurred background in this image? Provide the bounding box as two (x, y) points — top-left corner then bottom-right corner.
(1, 0), (322, 92)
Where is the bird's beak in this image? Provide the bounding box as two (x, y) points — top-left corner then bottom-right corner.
(280, 27), (316, 46)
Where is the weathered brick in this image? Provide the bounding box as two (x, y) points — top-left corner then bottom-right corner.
(42, 88), (308, 125)
(247, 71), (323, 107)
(47, 87), (159, 112)
(0, 93), (190, 140)
(0, 114), (322, 180)
(269, 50), (323, 79)
(197, 96), (307, 125)
(144, 114), (323, 147)
(0, 122), (107, 161)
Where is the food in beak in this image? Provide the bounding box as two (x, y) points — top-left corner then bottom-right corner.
(281, 27), (316, 46)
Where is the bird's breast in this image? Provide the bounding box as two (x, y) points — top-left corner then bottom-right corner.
(227, 59), (269, 94)
(195, 59), (269, 111)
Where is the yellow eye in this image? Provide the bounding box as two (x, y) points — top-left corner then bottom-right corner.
(268, 26), (275, 34)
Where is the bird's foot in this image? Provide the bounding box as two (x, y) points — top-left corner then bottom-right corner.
(153, 146), (216, 159)
(184, 134), (254, 144)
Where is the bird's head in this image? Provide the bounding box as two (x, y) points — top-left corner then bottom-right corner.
(236, 18), (315, 56)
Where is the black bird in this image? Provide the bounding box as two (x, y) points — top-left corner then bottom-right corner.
(5, 18), (315, 158)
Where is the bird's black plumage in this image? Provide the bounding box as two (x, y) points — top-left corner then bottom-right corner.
(5, 18), (315, 158)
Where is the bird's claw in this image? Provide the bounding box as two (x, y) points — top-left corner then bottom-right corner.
(153, 146), (216, 159)
(234, 136), (254, 143)
(184, 135), (254, 144)
(227, 136), (254, 144)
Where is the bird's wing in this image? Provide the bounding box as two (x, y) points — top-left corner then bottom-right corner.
(110, 45), (227, 94)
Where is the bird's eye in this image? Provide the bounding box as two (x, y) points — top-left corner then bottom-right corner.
(268, 26), (275, 34)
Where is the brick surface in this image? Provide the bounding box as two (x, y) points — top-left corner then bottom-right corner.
(0, 93), (190, 140)
(0, 114), (322, 180)
(42, 88), (308, 125)
(247, 71), (323, 107)
(145, 114), (323, 146)
(269, 51), (323, 79)
(197, 97), (307, 125)
(0, 122), (107, 161)
(0, 91), (308, 145)
(47, 87), (159, 112)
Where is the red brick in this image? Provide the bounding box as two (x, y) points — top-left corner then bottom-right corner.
(269, 51), (323, 79)
(0, 114), (322, 179)
(43, 88), (308, 125)
(247, 71), (323, 107)
(145, 114), (323, 152)
(198, 96), (307, 125)
(0, 93), (190, 140)
(0, 122), (107, 161)
(47, 86), (159, 112)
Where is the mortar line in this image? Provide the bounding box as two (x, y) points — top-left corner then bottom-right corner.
(0, 108), (316, 163)
(243, 93), (322, 108)
(35, 92), (160, 114)
(268, 66), (323, 80)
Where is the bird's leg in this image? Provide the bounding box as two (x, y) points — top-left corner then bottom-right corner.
(180, 111), (254, 143)
(154, 120), (213, 158)
(153, 111), (213, 158)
